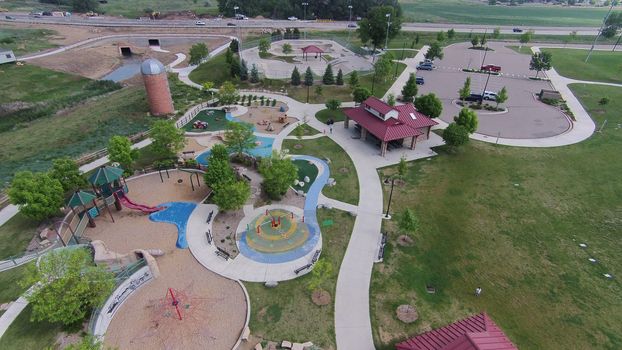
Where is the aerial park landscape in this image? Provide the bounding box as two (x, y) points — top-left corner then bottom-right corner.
(0, 0), (621, 349)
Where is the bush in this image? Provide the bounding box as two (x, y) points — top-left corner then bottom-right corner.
(599, 97), (610, 105)
(271, 99), (277, 107)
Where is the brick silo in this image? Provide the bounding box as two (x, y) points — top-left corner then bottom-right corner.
(141, 58), (174, 116)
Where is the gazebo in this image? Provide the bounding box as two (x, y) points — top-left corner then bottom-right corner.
(88, 165), (126, 210)
(67, 190), (115, 227)
(301, 45), (324, 61)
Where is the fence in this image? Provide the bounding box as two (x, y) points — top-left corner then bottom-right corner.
(175, 101), (212, 129)
(74, 130), (150, 167)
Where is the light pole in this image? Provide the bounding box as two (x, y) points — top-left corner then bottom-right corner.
(347, 4), (353, 41)
(233, 5), (239, 19)
(384, 177), (395, 219)
(302, 2), (309, 40)
(385, 13), (391, 50)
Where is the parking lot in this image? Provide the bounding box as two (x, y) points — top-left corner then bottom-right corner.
(416, 42), (571, 139)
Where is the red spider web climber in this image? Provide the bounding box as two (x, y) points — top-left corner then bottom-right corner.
(132, 282), (223, 350)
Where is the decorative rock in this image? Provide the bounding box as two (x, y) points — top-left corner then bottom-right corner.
(39, 228), (49, 240)
(266, 341), (278, 350)
(292, 343), (305, 350)
(311, 289), (331, 306)
(254, 344), (263, 350)
(281, 340), (293, 349)
(265, 281), (279, 288)
(304, 176), (310, 183)
(396, 304), (418, 323)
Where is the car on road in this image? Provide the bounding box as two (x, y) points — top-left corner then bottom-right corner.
(416, 63), (435, 71)
(235, 14), (248, 20)
(481, 64), (501, 73)
(5, 15), (15, 20)
(195, 20), (206, 26)
(227, 22), (236, 26)
(416, 76), (425, 85)
(288, 16), (298, 21)
(465, 93), (483, 102)
(483, 91), (499, 101)
(513, 28), (523, 33)
(347, 23), (357, 28)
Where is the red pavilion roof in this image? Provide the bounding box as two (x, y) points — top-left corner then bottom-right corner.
(301, 45), (325, 53)
(395, 313), (517, 350)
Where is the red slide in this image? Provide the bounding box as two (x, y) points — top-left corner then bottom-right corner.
(119, 195), (163, 213)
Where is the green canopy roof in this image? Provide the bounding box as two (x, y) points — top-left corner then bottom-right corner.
(88, 166), (124, 186)
(67, 190), (97, 208)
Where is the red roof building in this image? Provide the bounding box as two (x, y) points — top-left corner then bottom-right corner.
(301, 45), (324, 60)
(342, 96), (438, 156)
(395, 313), (518, 350)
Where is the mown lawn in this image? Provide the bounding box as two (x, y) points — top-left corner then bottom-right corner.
(0, 27), (58, 56)
(100, 0), (218, 17)
(542, 48), (622, 84)
(0, 305), (66, 350)
(244, 209), (355, 349)
(290, 123), (320, 137)
(188, 53), (232, 87)
(0, 262), (32, 303)
(315, 108), (347, 124)
(0, 87), (152, 185)
(0, 213), (39, 260)
(283, 136), (359, 206)
(370, 84), (622, 350)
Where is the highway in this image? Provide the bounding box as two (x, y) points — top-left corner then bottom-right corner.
(1, 13), (601, 36)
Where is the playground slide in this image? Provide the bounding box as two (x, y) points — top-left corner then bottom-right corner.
(119, 196), (162, 213)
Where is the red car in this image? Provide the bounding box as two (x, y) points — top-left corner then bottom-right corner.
(481, 64), (501, 72)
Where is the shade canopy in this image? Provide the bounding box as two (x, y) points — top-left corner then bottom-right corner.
(88, 166), (124, 187)
(67, 190), (97, 208)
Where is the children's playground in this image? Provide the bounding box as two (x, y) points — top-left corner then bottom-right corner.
(183, 105), (296, 136)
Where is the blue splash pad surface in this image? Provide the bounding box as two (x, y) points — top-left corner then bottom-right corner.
(149, 202), (197, 249)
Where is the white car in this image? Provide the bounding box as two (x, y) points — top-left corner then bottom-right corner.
(195, 20), (206, 26)
(483, 91), (498, 101)
(288, 16), (298, 21)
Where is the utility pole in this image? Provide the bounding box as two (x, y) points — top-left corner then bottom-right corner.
(347, 4), (353, 42)
(385, 13), (391, 50)
(480, 29), (489, 69)
(302, 2), (309, 40)
(586, 1), (614, 62)
(481, 70), (492, 104)
(384, 177), (395, 219)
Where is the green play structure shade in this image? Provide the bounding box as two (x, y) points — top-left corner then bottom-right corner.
(88, 165), (124, 186)
(67, 190), (97, 208)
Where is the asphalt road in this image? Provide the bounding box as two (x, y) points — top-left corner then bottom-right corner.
(0, 13), (600, 35)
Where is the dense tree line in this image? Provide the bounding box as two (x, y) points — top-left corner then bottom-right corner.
(217, 0), (401, 20)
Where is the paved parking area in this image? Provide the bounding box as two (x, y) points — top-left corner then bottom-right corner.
(416, 42), (571, 139)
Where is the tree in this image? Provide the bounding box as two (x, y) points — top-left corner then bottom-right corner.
(239, 60), (249, 81)
(454, 107), (479, 133)
(212, 180), (250, 211)
(189, 43), (209, 65)
(325, 99), (342, 111)
(397, 155), (407, 179)
(71, 0), (99, 13)
(21, 248), (115, 325)
(397, 209), (419, 236)
(603, 12), (622, 38)
(493, 27), (501, 39)
(425, 41), (444, 60)
(209, 144), (229, 162)
(202, 81), (215, 99)
(291, 67), (301, 86)
(230, 58), (241, 77)
(9, 171), (64, 220)
(447, 28), (456, 39)
(218, 81), (239, 105)
(250, 64), (260, 83)
(304, 67), (314, 86)
(336, 69), (344, 85)
(471, 35), (479, 48)
(489, 0), (497, 4)
(282, 43), (293, 54)
(401, 73), (418, 103)
(374, 53), (394, 82)
(295, 124), (305, 141)
(349, 70), (359, 87)
(224, 121), (256, 157)
(442, 122), (470, 149)
(387, 93), (396, 106)
(458, 77), (471, 101)
(315, 85), (323, 97)
(307, 259), (333, 292)
(323, 63), (335, 85)
(519, 31), (532, 46)
(204, 158), (235, 188)
(529, 51), (552, 78)
(414, 93), (443, 118)
(259, 38), (271, 54)
(107, 136), (137, 171)
(225, 47), (234, 64)
(357, 5), (402, 52)
(353, 86), (372, 104)
(480, 35), (487, 47)
(293, 27), (301, 39)
(65, 335), (104, 350)
(496, 86), (508, 108)
(437, 30), (446, 42)
(229, 39), (239, 53)
(259, 151), (298, 200)
(150, 120), (186, 158)
(49, 157), (86, 193)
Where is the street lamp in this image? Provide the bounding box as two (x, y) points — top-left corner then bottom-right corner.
(384, 177), (395, 219)
(347, 4), (353, 41)
(302, 2), (309, 40)
(385, 13), (391, 50)
(233, 5), (239, 19)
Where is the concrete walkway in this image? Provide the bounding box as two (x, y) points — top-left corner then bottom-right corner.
(383, 45), (429, 100)
(0, 287), (33, 339)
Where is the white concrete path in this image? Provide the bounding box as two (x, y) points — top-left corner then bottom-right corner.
(383, 45), (429, 100)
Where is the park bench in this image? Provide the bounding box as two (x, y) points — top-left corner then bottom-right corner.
(206, 210), (214, 224)
(311, 249), (321, 263)
(377, 233), (388, 261)
(283, 122), (291, 129)
(294, 263), (312, 274)
(205, 230), (213, 245)
(242, 174), (252, 182)
(215, 247), (230, 260)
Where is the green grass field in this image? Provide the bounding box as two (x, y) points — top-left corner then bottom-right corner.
(0, 28), (58, 56)
(0, 213), (39, 260)
(283, 136), (359, 206)
(244, 209), (354, 348)
(370, 84), (622, 349)
(0, 305), (66, 350)
(399, 0), (611, 26)
(542, 48), (622, 84)
(315, 108), (347, 124)
(292, 159), (318, 193)
(0, 262), (32, 303)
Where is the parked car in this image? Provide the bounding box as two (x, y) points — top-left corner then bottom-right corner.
(30, 11), (43, 16)
(42, 11), (52, 16)
(513, 28), (523, 33)
(288, 16), (298, 21)
(227, 22), (236, 26)
(416, 76), (425, 85)
(481, 64), (501, 73)
(347, 23), (357, 28)
(195, 20), (206, 26)
(416, 63), (434, 71)
(483, 91), (499, 101)
(465, 93), (483, 102)
(419, 58), (433, 65)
